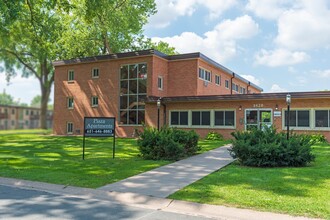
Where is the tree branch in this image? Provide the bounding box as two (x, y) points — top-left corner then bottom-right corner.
(1, 49), (39, 78)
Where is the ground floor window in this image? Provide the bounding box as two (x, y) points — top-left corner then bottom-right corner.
(170, 111), (188, 126)
(215, 111), (235, 126)
(67, 122), (73, 134)
(170, 110), (235, 128)
(315, 110), (330, 128)
(192, 111), (211, 126)
(284, 110), (310, 127)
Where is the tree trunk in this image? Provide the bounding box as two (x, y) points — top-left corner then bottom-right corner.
(39, 60), (53, 129)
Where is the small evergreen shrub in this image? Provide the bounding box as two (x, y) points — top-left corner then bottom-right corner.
(137, 126), (199, 160)
(205, 131), (224, 141)
(229, 126), (315, 167)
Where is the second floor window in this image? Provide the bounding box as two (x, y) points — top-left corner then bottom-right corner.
(68, 98), (74, 109)
(92, 96), (99, 107)
(158, 76), (163, 90)
(215, 75), (221, 85)
(225, 80), (229, 89)
(199, 68), (212, 82)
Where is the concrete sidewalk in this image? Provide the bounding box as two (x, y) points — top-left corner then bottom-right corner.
(98, 144), (234, 198)
(0, 177), (318, 220)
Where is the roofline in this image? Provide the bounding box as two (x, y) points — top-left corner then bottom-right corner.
(52, 48), (263, 91)
(0, 104), (53, 110)
(146, 91), (330, 103)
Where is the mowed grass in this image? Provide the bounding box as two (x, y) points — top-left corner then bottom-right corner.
(0, 131), (228, 188)
(169, 143), (330, 219)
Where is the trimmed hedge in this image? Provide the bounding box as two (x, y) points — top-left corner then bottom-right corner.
(137, 126), (199, 160)
(229, 126), (315, 167)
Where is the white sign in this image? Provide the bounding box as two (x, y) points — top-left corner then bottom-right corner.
(274, 111), (281, 117)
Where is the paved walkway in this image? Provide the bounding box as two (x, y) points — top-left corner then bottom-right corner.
(98, 144), (235, 198)
(0, 177), (318, 220)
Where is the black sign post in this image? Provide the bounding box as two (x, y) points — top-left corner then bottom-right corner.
(83, 117), (116, 160)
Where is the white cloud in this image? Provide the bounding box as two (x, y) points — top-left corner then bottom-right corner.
(269, 84), (288, 93)
(148, 0), (237, 28)
(240, 75), (261, 86)
(152, 15), (259, 62)
(311, 69), (330, 78)
(275, 0), (330, 50)
(254, 48), (310, 67)
(246, 0), (289, 20)
(0, 73), (47, 104)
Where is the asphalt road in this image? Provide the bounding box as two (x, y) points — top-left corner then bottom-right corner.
(0, 185), (215, 220)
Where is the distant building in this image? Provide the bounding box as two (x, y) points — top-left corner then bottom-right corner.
(0, 105), (53, 130)
(52, 49), (330, 140)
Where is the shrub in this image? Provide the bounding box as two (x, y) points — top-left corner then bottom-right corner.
(137, 126), (199, 160)
(205, 131), (224, 141)
(307, 134), (327, 145)
(229, 126), (315, 167)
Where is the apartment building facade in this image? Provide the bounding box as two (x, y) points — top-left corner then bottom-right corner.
(0, 105), (53, 130)
(53, 49), (330, 140)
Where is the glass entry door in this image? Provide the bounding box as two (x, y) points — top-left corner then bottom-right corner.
(245, 109), (272, 130)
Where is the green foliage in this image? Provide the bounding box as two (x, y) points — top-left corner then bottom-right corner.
(205, 131), (224, 141)
(306, 134), (327, 145)
(0, 90), (15, 105)
(137, 126), (200, 160)
(230, 126), (315, 167)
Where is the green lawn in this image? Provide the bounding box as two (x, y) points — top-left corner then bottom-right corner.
(0, 131), (227, 188)
(169, 143), (330, 219)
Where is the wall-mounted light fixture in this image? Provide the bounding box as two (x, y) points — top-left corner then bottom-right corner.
(275, 104), (279, 110)
(239, 105), (242, 111)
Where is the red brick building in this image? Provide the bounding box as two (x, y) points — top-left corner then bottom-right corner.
(53, 49), (330, 140)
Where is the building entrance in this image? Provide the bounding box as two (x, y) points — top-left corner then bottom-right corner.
(245, 109), (272, 130)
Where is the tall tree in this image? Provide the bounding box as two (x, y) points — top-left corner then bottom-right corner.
(0, 90), (15, 105)
(0, 0), (158, 129)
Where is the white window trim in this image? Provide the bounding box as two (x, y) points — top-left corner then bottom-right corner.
(67, 122), (73, 134)
(67, 97), (74, 109)
(68, 70), (74, 82)
(282, 108), (312, 131)
(198, 67), (212, 82)
(169, 109), (236, 129)
(92, 96), (99, 107)
(92, 68), (99, 78)
(158, 76), (163, 90)
(215, 75), (221, 86)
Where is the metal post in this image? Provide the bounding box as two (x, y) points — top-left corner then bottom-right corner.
(157, 98), (161, 131)
(286, 94), (291, 140)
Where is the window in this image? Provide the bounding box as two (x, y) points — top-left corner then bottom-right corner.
(192, 111), (211, 126)
(198, 68), (211, 82)
(214, 111), (235, 126)
(25, 120), (29, 126)
(92, 68), (99, 78)
(68, 70), (74, 81)
(67, 97), (74, 109)
(232, 83), (239, 92)
(120, 63), (147, 125)
(67, 122), (73, 134)
(242, 88), (246, 94)
(170, 111), (188, 126)
(215, 75), (221, 85)
(12, 109), (15, 115)
(92, 96), (98, 107)
(315, 110), (330, 128)
(26, 110), (29, 115)
(284, 110), (310, 127)
(225, 80), (229, 89)
(158, 76), (163, 90)
(11, 120), (15, 126)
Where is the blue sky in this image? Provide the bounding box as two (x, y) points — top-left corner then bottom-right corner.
(1, 0), (330, 104)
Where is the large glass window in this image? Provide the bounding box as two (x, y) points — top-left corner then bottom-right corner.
(120, 63), (147, 125)
(192, 111), (210, 126)
(170, 111), (188, 126)
(215, 111), (235, 126)
(285, 110), (310, 127)
(315, 110), (329, 127)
